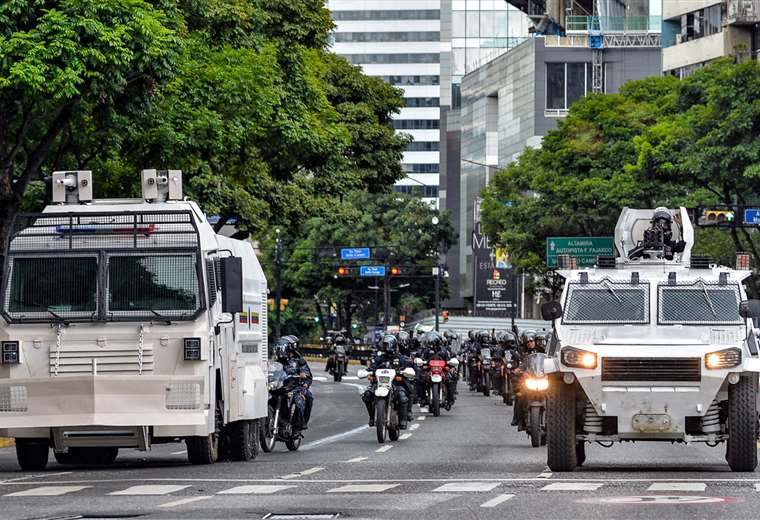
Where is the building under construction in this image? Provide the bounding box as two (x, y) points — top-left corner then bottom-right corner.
(441, 0), (662, 310)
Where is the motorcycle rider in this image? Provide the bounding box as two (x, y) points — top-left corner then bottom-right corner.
(325, 333), (350, 374)
(361, 335), (411, 429)
(511, 330), (542, 428)
(275, 335), (314, 430)
(419, 331), (457, 408)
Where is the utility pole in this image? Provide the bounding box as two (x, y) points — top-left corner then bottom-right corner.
(434, 264), (441, 331)
(274, 228), (283, 341)
(383, 271), (390, 330)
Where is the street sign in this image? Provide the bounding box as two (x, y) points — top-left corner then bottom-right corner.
(546, 237), (614, 268)
(744, 208), (760, 225)
(341, 247), (371, 260)
(360, 265), (386, 277)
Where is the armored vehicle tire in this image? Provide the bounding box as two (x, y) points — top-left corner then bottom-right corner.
(546, 379), (577, 472)
(285, 436), (302, 451)
(228, 420), (260, 462)
(576, 442), (586, 467)
(529, 407), (543, 448)
(186, 433), (219, 465)
(260, 406), (277, 453)
(55, 447), (118, 465)
(16, 439), (49, 471)
(726, 374), (758, 472)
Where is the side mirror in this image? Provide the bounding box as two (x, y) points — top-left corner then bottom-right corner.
(414, 357), (424, 367)
(402, 367), (416, 379)
(739, 300), (760, 319)
(357, 369), (370, 379)
(220, 257), (243, 314)
(541, 301), (563, 322)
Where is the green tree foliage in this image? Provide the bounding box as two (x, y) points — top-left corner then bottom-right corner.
(282, 191), (455, 335)
(481, 59), (760, 293)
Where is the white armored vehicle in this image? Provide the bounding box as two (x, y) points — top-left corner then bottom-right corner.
(0, 170), (268, 469)
(541, 207), (760, 472)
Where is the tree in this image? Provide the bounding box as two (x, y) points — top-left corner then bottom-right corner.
(0, 0), (182, 246)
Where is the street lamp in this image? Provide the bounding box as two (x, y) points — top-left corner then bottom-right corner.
(432, 216), (443, 331)
(274, 228), (283, 341)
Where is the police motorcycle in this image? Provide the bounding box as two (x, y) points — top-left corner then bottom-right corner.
(520, 351), (548, 447)
(260, 337), (313, 452)
(497, 331), (520, 405)
(328, 334), (350, 382)
(474, 332), (494, 396)
(359, 336), (416, 443)
(416, 332), (459, 416)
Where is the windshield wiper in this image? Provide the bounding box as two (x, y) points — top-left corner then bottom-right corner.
(24, 302), (70, 326)
(698, 281), (718, 318)
(602, 281), (622, 304)
(150, 309), (172, 325)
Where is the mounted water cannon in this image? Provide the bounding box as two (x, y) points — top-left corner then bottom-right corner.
(51, 171), (93, 204)
(141, 169), (183, 202)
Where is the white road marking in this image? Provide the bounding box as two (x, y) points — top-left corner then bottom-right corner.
(340, 383), (366, 393)
(342, 376), (359, 381)
(218, 485), (295, 495)
(344, 457), (368, 463)
(409, 424), (420, 431)
(158, 496), (212, 508)
(280, 474), (301, 480)
(754, 483), (760, 492)
(171, 450), (187, 456)
(376, 445), (394, 453)
(538, 472), (552, 479)
(647, 482), (706, 492)
(416, 416), (426, 421)
(300, 467), (325, 476)
(313, 376), (328, 382)
(400, 433), (412, 440)
(419, 407), (429, 413)
(328, 484), (399, 493)
(301, 425), (369, 451)
(480, 494), (515, 508)
(1, 472), (72, 484)
(434, 482), (501, 493)
(5, 485), (90, 497)
(542, 483), (604, 491)
(110, 485), (190, 496)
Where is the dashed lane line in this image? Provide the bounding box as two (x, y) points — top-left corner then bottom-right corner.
(480, 494), (515, 508)
(344, 457), (368, 463)
(327, 484), (400, 493)
(158, 496), (213, 508)
(218, 485), (296, 495)
(375, 445), (394, 453)
(301, 425), (369, 451)
(400, 433), (412, 440)
(280, 467), (325, 480)
(109, 485), (190, 496)
(5, 485), (91, 497)
(409, 424), (420, 431)
(541, 483), (604, 491)
(647, 483), (706, 492)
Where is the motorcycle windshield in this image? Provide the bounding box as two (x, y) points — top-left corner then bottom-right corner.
(480, 348), (492, 359)
(334, 345), (346, 354)
(524, 353), (546, 377)
(268, 362), (288, 384)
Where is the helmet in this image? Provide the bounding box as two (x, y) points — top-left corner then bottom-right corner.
(274, 335), (300, 360)
(333, 334), (346, 345)
(468, 330), (476, 341)
(521, 330), (537, 350)
(477, 330), (491, 343)
(396, 330), (410, 344)
(422, 331), (444, 350)
(653, 207), (672, 224)
(380, 335), (398, 353)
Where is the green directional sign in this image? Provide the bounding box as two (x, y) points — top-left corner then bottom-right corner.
(546, 236), (615, 268)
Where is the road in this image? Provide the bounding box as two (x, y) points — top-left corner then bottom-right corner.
(0, 367), (758, 519)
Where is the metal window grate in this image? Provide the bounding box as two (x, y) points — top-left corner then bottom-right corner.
(658, 281), (742, 325)
(563, 280), (649, 324)
(0, 385), (28, 412)
(165, 383), (201, 410)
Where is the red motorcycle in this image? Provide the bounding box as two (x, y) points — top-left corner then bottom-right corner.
(425, 359), (448, 417)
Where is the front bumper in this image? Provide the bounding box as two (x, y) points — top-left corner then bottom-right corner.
(0, 375), (207, 430)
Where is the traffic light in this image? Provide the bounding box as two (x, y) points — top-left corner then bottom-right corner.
(442, 310), (449, 322)
(389, 266), (401, 276)
(701, 209), (735, 226)
(336, 266), (350, 277)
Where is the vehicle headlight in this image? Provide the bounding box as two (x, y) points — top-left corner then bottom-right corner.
(525, 377), (549, 391)
(561, 347), (597, 369)
(705, 348), (742, 369)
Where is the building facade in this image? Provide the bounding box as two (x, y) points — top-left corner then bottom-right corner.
(662, 0), (760, 77)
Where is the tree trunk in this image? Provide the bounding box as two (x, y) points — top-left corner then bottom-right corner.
(344, 295), (354, 339)
(0, 165), (19, 254)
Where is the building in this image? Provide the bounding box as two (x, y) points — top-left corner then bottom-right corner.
(442, 0), (662, 310)
(662, 0), (760, 77)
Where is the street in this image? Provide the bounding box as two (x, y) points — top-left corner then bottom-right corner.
(0, 367), (757, 520)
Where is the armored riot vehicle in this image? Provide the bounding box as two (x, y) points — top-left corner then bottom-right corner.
(0, 170), (268, 469)
(542, 207), (760, 472)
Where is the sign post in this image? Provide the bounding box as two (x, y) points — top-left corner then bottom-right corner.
(546, 237), (614, 268)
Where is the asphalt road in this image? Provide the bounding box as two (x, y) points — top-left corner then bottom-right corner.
(0, 367), (759, 520)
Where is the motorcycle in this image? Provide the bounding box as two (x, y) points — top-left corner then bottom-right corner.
(359, 364), (415, 443)
(501, 350), (517, 406)
(329, 345), (348, 382)
(478, 347), (493, 397)
(521, 352), (548, 448)
(260, 362), (307, 452)
(424, 358), (447, 417)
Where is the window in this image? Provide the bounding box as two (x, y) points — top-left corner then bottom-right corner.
(404, 97), (440, 107)
(546, 63), (565, 110)
(406, 141), (440, 151)
(6, 256), (98, 319)
(380, 75), (440, 86)
(453, 11), (466, 38)
(334, 32), (440, 43)
(404, 163), (440, 173)
(546, 62), (594, 112)
(394, 185), (439, 197)
(566, 62), (586, 106)
(332, 10), (440, 21)
(563, 282), (649, 324)
(393, 120), (440, 129)
(108, 254), (201, 318)
(658, 283), (742, 325)
(346, 54), (440, 64)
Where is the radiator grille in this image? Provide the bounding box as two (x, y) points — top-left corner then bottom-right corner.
(49, 343), (154, 375)
(601, 357), (701, 382)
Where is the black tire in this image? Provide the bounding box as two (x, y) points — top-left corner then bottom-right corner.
(576, 442), (586, 466)
(529, 406), (543, 448)
(16, 439), (49, 471)
(726, 374), (758, 472)
(503, 378), (513, 405)
(229, 420), (260, 462)
(546, 379), (577, 471)
(260, 405), (276, 453)
(431, 383), (441, 417)
(334, 372), (340, 383)
(186, 433), (219, 465)
(388, 408), (400, 442)
(285, 436), (302, 451)
(375, 398), (387, 444)
(482, 373), (490, 397)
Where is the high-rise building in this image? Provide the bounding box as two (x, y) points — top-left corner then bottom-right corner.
(662, 0), (760, 77)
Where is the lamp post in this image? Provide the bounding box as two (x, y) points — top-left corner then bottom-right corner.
(432, 216), (442, 331)
(274, 228), (283, 341)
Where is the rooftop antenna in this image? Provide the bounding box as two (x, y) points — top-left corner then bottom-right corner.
(141, 169), (183, 202)
(52, 171), (93, 205)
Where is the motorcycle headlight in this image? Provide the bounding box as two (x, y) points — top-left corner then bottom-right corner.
(561, 347), (597, 369)
(705, 348), (742, 369)
(525, 377), (549, 391)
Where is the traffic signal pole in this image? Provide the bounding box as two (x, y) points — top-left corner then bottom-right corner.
(383, 271), (390, 328)
(274, 229), (283, 341)
(434, 265), (440, 331)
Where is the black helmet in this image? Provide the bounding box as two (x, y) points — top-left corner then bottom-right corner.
(468, 330), (476, 341)
(274, 335), (300, 360)
(334, 334), (346, 345)
(397, 330), (410, 343)
(380, 335), (398, 353)
(653, 207), (672, 224)
(422, 331), (444, 350)
(477, 330), (491, 343)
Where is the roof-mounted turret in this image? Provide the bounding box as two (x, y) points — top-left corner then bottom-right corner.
(614, 207), (693, 264)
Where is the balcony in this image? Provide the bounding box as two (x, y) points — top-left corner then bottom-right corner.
(565, 15), (661, 33)
(727, 0), (760, 25)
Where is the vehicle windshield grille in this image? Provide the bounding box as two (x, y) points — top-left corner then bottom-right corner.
(108, 255), (200, 318)
(563, 281), (649, 324)
(3, 256), (98, 321)
(658, 282), (742, 325)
